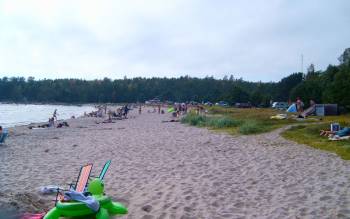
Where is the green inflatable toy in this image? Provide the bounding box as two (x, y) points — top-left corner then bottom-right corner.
(44, 179), (127, 219)
(167, 107), (175, 113)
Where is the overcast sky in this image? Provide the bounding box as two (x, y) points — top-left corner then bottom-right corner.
(0, 0), (349, 82)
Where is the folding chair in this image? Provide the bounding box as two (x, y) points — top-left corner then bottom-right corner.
(99, 160), (111, 180)
(73, 163), (93, 192)
(89, 160), (111, 181)
(55, 163), (93, 204)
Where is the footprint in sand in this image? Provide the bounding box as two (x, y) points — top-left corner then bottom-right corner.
(142, 204), (153, 213)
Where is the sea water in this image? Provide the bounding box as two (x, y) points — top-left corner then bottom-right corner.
(0, 103), (95, 128)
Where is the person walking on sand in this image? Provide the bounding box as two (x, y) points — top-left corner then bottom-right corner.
(139, 104), (142, 115)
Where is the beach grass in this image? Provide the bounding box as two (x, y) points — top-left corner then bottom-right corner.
(182, 106), (299, 135)
(238, 120), (267, 134)
(181, 113), (242, 128)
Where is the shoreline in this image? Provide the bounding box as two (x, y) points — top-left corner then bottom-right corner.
(0, 103), (98, 129)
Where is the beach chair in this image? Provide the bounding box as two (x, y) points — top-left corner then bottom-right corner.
(98, 160), (111, 180)
(55, 163), (93, 204)
(44, 160), (128, 219)
(88, 160), (112, 181)
(73, 163), (93, 192)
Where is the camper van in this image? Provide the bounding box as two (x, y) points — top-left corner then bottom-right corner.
(272, 102), (288, 110)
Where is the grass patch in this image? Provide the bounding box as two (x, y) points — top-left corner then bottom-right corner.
(181, 113), (241, 128)
(238, 120), (266, 135)
(206, 116), (242, 128)
(181, 113), (206, 126)
(182, 107), (295, 135)
(183, 106), (350, 160)
(282, 123), (350, 160)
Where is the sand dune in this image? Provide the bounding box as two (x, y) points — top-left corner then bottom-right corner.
(1, 108), (350, 218)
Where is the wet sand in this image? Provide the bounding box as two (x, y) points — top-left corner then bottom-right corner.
(1, 108), (350, 218)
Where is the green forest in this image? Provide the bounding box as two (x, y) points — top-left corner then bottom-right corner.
(0, 48), (349, 110)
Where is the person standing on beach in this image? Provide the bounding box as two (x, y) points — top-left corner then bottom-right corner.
(53, 109), (58, 121)
(139, 104), (142, 114)
(123, 105), (130, 118)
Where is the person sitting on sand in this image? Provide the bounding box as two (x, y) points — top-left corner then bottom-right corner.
(29, 122), (51, 129)
(296, 97), (304, 113)
(48, 117), (55, 127)
(56, 121), (69, 128)
(0, 126), (9, 144)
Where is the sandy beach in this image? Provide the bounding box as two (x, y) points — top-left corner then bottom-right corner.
(1, 108), (350, 218)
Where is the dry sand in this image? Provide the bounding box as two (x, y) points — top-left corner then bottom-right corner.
(1, 108), (350, 218)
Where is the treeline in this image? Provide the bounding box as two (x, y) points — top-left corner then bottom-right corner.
(0, 48), (349, 110)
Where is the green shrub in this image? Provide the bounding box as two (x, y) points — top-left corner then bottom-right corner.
(181, 114), (206, 126)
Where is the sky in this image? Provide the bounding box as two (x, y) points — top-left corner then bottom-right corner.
(0, 0), (349, 82)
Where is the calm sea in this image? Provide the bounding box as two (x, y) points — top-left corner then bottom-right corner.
(0, 103), (95, 128)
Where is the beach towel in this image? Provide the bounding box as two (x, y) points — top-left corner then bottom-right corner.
(329, 135), (350, 141)
(39, 185), (61, 195)
(64, 190), (100, 212)
(21, 213), (45, 219)
(270, 114), (287, 120)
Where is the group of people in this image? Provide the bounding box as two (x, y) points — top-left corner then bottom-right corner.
(146, 104), (165, 114)
(85, 105), (131, 120)
(28, 109), (70, 129)
(101, 105), (131, 123)
(85, 108), (104, 117)
(170, 102), (206, 117)
(108, 105), (130, 119)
